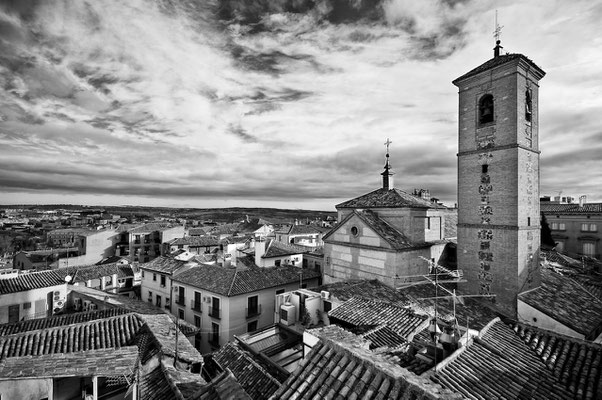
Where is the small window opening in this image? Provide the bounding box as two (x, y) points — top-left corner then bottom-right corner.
(482, 164), (488, 174)
(479, 94), (494, 124)
(350, 226), (359, 236)
(527, 217), (531, 226)
(525, 90), (532, 122)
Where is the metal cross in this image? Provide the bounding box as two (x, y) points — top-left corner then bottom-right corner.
(493, 10), (503, 41)
(384, 138), (392, 154)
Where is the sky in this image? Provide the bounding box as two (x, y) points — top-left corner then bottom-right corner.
(0, 0), (601, 211)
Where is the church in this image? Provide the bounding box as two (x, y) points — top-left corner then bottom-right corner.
(322, 143), (456, 287)
(325, 38), (547, 320)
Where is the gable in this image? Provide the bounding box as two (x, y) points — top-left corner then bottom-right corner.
(325, 213), (395, 251)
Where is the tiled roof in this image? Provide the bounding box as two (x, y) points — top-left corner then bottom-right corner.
(276, 224), (322, 235)
(262, 240), (311, 258)
(171, 236), (220, 247)
(213, 342), (281, 400)
(361, 324), (407, 349)
(0, 270), (65, 295)
(172, 264), (321, 297)
(138, 362), (184, 400)
(511, 322), (602, 400)
(0, 308), (129, 336)
(336, 187), (445, 209)
(188, 227), (212, 236)
(272, 329), (461, 399)
(355, 210), (415, 250)
(0, 313), (143, 358)
(137, 314), (204, 364)
(56, 263), (134, 282)
(128, 222), (180, 234)
(316, 279), (411, 304)
(400, 282), (499, 332)
(182, 369), (251, 400)
(140, 255), (194, 274)
(518, 268), (602, 338)
(541, 202), (602, 214)
(328, 297), (428, 339)
(452, 53), (545, 84)
(0, 347), (138, 379)
(433, 319), (575, 400)
(70, 285), (167, 315)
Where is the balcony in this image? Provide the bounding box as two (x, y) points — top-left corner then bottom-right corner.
(208, 307), (221, 319)
(175, 296), (186, 306)
(191, 300), (202, 312)
(246, 304), (262, 319)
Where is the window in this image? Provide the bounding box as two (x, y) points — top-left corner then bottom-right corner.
(210, 297), (220, 319)
(350, 226), (359, 236)
(276, 288), (285, 295)
(275, 260), (281, 267)
(525, 89), (532, 122)
(323, 300), (332, 313)
(247, 320), (258, 333)
(478, 94), (494, 124)
(527, 217), (531, 226)
(141, 270), (145, 278)
(583, 242), (596, 257)
(247, 295), (260, 318)
(552, 223), (565, 231)
(178, 308), (185, 320)
(482, 164), (489, 174)
(582, 223), (598, 232)
(23, 302), (31, 309)
(193, 291), (202, 312)
(156, 295), (162, 307)
(148, 291), (153, 303)
(194, 315), (201, 328)
(153, 273), (157, 282)
(211, 322), (220, 347)
(160, 275), (166, 287)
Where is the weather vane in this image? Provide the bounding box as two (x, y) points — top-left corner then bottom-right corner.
(493, 10), (503, 42)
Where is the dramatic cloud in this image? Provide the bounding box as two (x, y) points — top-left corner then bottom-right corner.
(0, 0), (601, 210)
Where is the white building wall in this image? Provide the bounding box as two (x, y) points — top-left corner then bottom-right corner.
(517, 300), (584, 339)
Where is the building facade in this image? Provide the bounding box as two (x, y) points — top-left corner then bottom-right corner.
(454, 42), (545, 317)
(541, 202), (602, 260)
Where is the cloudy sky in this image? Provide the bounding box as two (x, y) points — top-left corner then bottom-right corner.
(0, 0), (600, 211)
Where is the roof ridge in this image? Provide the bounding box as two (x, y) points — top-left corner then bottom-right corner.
(227, 269), (238, 296)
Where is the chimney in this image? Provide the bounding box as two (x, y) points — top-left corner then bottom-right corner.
(579, 195), (586, 208)
(255, 239), (267, 267)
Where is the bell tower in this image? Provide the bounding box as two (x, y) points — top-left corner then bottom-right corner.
(453, 39), (545, 318)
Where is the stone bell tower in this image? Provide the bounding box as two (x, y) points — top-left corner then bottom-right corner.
(453, 39), (545, 318)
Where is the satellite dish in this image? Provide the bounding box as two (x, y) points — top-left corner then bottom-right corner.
(65, 275), (72, 283)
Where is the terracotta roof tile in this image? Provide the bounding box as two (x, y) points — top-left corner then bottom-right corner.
(182, 369), (251, 400)
(434, 319), (575, 400)
(140, 255), (194, 274)
(452, 53), (545, 84)
(172, 264), (320, 297)
(262, 240), (311, 258)
(511, 322), (602, 399)
(0, 270), (65, 294)
(336, 188), (445, 209)
(541, 202), (602, 214)
(0, 313), (143, 358)
(0, 347), (138, 378)
(518, 268), (602, 338)
(171, 236), (221, 247)
(361, 324), (407, 349)
(316, 279), (411, 304)
(213, 342), (281, 400)
(355, 210), (415, 250)
(328, 297), (428, 340)
(128, 222), (181, 234)
(272, 331), (460, 399)
(0, 308), (129, 336)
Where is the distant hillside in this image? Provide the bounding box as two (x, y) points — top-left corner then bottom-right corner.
(1, 205), (337, 225)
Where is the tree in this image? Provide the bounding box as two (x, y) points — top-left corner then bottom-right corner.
(540, 212), (556, 249)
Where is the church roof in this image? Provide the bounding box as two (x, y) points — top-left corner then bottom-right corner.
(336, 188), (445, 209)
(452, 53), (545, 84)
